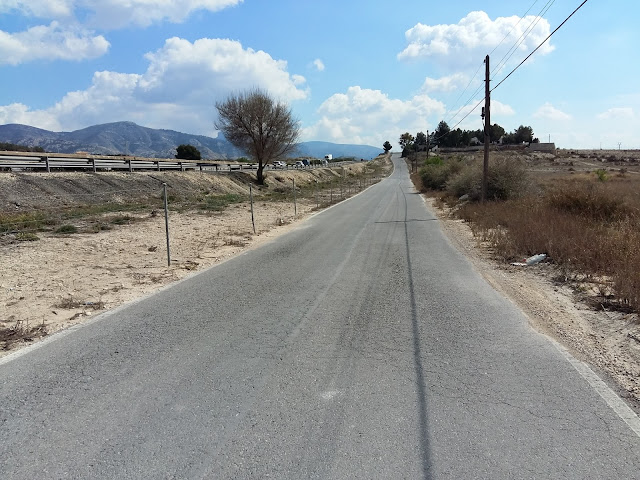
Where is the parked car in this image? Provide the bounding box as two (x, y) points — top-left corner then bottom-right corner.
(294, 160), (305, 168)
(271, 161), (286, 169)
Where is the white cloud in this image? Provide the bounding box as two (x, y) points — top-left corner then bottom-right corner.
(422, 73), (467, 93)
(2, 0), (243, 28)
(0, 37), (308, 135)
(533, 102), (571, 121)
(0, 21), (109, 65)
(84, 0), (244, 29)
(0, 0), (74, 18)
(303, 86), (445, 148)
(398, 11), (554, 72)
(597, 107), (634, 120)
(0, 0), (243, 65)
(0, 102), (61, 131)
(313, 59), (325, 71)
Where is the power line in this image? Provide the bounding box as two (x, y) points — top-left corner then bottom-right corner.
(490, 0), (556, 79)
(489, 0), (541, 57)
(430, 0), (588, 145)
(440, 0), (551, 131)
(492, 0), (590, 93)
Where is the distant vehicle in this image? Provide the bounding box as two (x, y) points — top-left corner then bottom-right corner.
(302, 159), (310, 166)
(294, 160), (305, 168)
(324, 154), (333, 161)
(271, 161), (286, 169)
(320, 159), (328, 166)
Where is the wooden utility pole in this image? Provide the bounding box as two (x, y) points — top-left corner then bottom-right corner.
(426, 129), (429, 162)
(482, 55), (490, 203)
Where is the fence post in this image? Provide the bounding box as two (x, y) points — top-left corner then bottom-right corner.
(250, 183), (256, 234)
(163, 183), (171, 267)
(293, 179), (297, 216)
(330, 180), (333, 204)
(315, 180), (318, 208)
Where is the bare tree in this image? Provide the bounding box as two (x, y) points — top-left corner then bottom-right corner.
(215, 89), (300, 184)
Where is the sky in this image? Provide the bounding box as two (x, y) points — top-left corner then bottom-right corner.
(0, 0), (638, 150)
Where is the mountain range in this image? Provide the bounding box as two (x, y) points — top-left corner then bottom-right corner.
(0, 122), (383, 160)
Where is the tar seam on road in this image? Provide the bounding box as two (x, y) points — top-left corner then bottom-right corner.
(401, 185), (434, 480)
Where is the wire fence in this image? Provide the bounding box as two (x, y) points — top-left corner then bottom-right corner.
(0, 163), (389, 265)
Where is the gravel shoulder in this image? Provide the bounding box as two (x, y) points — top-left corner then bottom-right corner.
(425, 196), (640, 410)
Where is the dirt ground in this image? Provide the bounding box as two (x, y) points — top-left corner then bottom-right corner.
(0, 161), (379, 354)
(1, 157), (639, 411)
(0, 198), (316, 350)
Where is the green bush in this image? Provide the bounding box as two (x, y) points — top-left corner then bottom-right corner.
(54, 224), (78, 234)
(16, 232), (39, 241)
(595, 168), (608, 182)
(446, 158), (529, 201)
(419, 158), (463, 191)
(423, 155), (444, 166)
(200, 193), (244, 211)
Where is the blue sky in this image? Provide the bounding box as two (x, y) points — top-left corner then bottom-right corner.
(0, 0), (638, 150)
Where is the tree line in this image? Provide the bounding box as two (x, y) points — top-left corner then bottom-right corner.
(0, 142), (45, 153)
(392, 121), (537, 155)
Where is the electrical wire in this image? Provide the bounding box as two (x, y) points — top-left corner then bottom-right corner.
(490, 0), (555, 78)
(491, 0), (590, 93)
(438, 0), (550, 134)
(431, 0), (589, 145)
(489, 0), (541, 57)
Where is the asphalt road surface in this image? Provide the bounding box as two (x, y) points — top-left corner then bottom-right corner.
(2, 154), (639, 479)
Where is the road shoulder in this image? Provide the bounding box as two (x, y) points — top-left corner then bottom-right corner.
(421, 195), (640, 411)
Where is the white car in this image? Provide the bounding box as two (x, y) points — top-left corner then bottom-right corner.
(294, 161), (305, 168)
(271, 161), (286, 169)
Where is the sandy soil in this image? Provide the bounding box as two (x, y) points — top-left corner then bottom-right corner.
(0, 198), (316, 353)
(0, 160), (380, 355)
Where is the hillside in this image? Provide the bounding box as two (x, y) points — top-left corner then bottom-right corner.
(0, 122), (383, 160)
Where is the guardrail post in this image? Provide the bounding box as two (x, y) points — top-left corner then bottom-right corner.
(180, 162), (184, 172)
(156, 161), (160, 171)
(43, 156), (50, 173)
(128, 159), (133, 172)
(92, 158), (97, 173)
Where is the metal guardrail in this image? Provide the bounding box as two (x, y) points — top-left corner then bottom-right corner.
(0, 152), (357, 173)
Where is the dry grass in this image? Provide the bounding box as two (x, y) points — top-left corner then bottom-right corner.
(416, 152), (640, 314)
(0, 319), (47, 351)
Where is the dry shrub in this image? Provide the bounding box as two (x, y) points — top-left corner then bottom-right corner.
(457, 180), (640, 312)
(446, 157), (530, 201)
(546, 183), (630, 221)
(418, 156), (463, 191)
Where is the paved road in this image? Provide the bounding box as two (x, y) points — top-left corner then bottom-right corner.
(2, 154), (639, 479)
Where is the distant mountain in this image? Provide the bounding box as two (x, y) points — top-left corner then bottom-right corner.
(0, 122), (239, 159)
(0, 122), (383, 160)
(295, 141), (382, 160)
